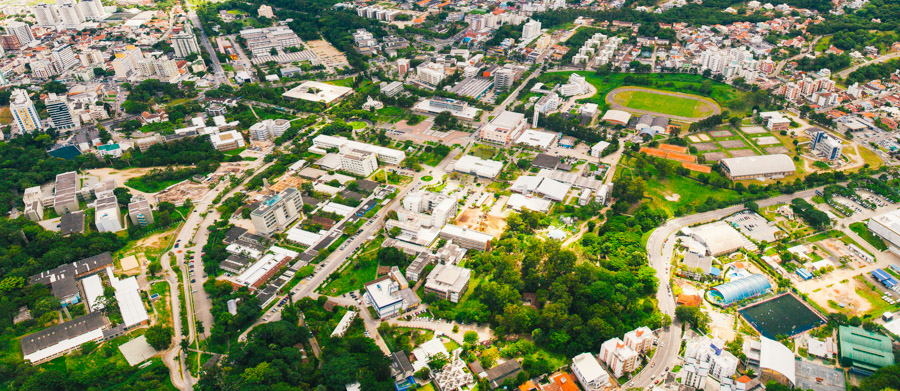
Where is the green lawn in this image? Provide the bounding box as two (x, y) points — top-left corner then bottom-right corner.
(349, 121), (367, 130)
(326, 77), (355, 87)
(318, 238), (383, 295)
(611, 88), (717, 118)
(542, 71), (754, 117)
(125, 176), (185, 193)
(619, 157), (743, 216)
(849, 222), (888, 251)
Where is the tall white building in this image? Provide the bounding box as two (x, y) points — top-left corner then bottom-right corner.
(416, 62), (445, 86)
(493, 67), (515, 91)
(80, 0), (106, 20)
(258, 4), (274, 18)
(522, 19), (541, 41)
(599, 338), (639, 378)
(45, 93), (79, 130)
(811, 130), (842, 161)
(251, 187), (303, 237)
(112, 46), (144, 79)
(249, 118), (290, 140)
(51, 43), (78, 71)
(10, 89), (42, 133)
(57, 3), (85, 29)
(172, 24), (201, 58)
(32, 4), (61, 27)
(95, 194), (124, 233)
(5, 21), (34, 45)
(339, 149), (378, 177)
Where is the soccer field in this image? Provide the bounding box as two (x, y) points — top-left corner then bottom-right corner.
(739, 293), (825, 339)
(610, 88), (718, 118)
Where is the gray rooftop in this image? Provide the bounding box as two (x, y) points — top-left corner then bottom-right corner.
(20, 312), (106, 357)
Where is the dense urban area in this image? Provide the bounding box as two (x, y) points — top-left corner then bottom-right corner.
(3, 0), (900, 391)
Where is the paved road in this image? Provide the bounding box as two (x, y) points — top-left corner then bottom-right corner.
(632, 186), (825, 388)
(835, 51), (900, 78)
(185, 2), (228, 86)
(605, 87), (721, 122)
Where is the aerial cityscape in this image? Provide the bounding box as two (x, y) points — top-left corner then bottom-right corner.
(2, 0), (900, 390)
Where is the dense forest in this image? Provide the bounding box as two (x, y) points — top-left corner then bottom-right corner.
(808, 0), (900, 35)
(846, 58), (900, 85)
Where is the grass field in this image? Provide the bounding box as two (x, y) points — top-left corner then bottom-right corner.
(125, 176), (185, 193)
(849, 222), (888, 251)
(541, 71), (755, 117)
(618, 157), (744, 216)
(611, 88), (717, 118)
(349, 121), (367, 130)
(326, 77), (355, 87)
(738, 293), (824, 339)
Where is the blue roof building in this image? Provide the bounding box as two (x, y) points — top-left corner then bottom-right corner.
(709, 274), (772, 306)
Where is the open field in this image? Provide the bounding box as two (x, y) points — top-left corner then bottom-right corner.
(617, 157), (743, 216)
(607, 87), (719, 119)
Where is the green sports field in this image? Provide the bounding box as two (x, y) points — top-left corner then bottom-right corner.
(611, 88), (717, 118)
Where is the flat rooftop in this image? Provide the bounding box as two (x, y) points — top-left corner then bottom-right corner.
(283, 81), (354, 104)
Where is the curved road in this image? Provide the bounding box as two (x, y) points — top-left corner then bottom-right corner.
(605, 87), (722, 123)
(630, 186), (825, 388)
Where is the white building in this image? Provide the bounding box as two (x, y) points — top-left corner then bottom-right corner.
(684, 336), (739, 381)
(58, 3), (85, 29)
(811, 129), (842, 161)
(10, 89), (42, 133)
(480, 111), (527, 144)
(416, 62), (445, 86)
(127, 195), (154, 226)
(5, 21), (34, 46)
(51, 43), (79, 71)
(209, 130), (246, 151)
(571, 352), (611, 391)
(340, 149), (378, 176)
(95, 195), (124, 233)
(251, 187), (303, 237)
(258, 4), (274, 18)
(624, 326), (654, 354)
(172, 24), (201, 58)
(312, 135), (405, 165)
(424, 264), (470, 303)
(868, 209), (900, 250)
(32, 4), (60, 27)
(453, 155), (504, 178)
(522, 19), (542, 41)
(249, 118), (290, 140)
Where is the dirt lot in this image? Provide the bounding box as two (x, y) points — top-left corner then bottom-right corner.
(741, 126), (768, 134)
(384, 119), (472, 146)
(804, 279), (871, 316)
(719, 140), (747, 149)
(307, 40), (349, 69)
(456, 208), (506, 237)
(766, 146), (790, 154)
(693, 142), (719, 151)
(729, 149), (758, 157)
(704, 152), (728, 161)
(156, 162), (247, 205)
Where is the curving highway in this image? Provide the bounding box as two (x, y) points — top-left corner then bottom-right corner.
(630, 186), (825, 388)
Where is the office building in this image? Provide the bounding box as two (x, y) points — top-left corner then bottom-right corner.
(239, 26), (302, 57)
(209, 130), (246, 151)
(439, 224), (493, 251)
(29, 252), (114, 307)
(452, 155), (504, 178)
(10, 89), (42, 133)
(23, 186), (44, 221)
(45, 93), (79, 130)
(868, 209), (900, 249)
(251, 187), (303, 236)
(571, 352), (611, 391)
(811, 129), (843, 161)
(53, 171), (80, 215)
(424, 264), (471, 303)
(5, 21), (34, 46)
(80, 0), (106, 20)
(127, 195), (154, 226)
(249, 118), (290, 140)
(32, 4), (60, 27)
(364, 268), (419, 319)
(416, 62), (445, 86)
(479, 111), (527, 144)
(95, 195), (124, 233)
(312, 135), (405, 165)
(340, 149), (378, 176)
(172, 24), (201, 58)
(20, 312), (107, 364)
(397, 58), (409, 75)
(232, 249), (295, 290)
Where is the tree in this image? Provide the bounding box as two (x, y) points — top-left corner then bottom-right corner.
(743, 201), (759, 212)
(376, 247), (406, 266)
(675, 305), (710, 331)
(427, 353), (449, 371)
(145, 324), (173, 350)
(463, 331), (478, 344)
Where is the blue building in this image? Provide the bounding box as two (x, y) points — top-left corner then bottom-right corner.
(709, 274), (772, 306)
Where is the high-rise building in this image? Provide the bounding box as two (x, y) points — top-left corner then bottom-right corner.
(522, 19), (541, 41)
(5, 21), (34, 46)
(127, 195), (154, 226)
(111, 45), (143, 79)
(80, 0), (105, 20)
(10, 89), (42, 133)
(57, 3), (85, 29)
(493, 67), (515, 91)
(172, 24), (201, 58)
(339, 149), (378, 177)
(32, 4), (61, 27)
(95, 194), (124, 233)
(45, 93), (79, 130)
(397, 58), (409, 75)
(251, 188), (303, 237)
(51, 43), (78, 71)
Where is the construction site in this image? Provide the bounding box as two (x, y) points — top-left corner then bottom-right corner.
(156, 162), (248, 204)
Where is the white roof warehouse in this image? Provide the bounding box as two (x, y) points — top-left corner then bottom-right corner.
(719, 154), (795, 180)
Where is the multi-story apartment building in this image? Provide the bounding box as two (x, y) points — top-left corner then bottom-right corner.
(339, 149), (378, 177)
(571, 353), (611, 391)
(128, 195), (154, 226)
(45, 93), (79, 130)
(11, 89), (42, 133)
(599, 338), (638, 378)
(424, 264), (471, 303)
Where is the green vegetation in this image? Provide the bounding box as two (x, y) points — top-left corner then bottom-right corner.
(849, 222), (888, 251)
(319, 237), (389, 295)
(610, 88), (717, 118)
(326, 77), (355, 87)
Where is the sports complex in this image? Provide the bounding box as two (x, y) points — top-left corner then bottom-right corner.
(606, 86), (721, 120)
